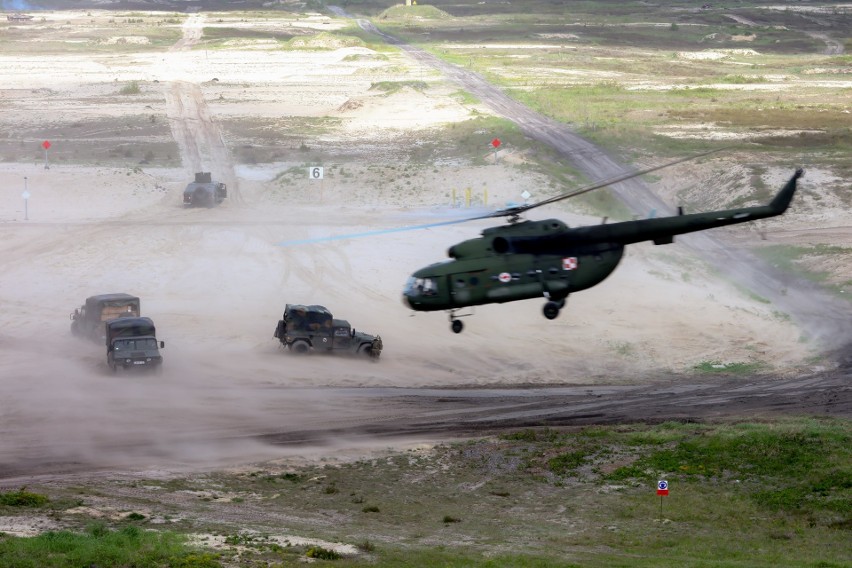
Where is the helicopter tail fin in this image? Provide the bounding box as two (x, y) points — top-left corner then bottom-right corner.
(769, 168), (803, 214)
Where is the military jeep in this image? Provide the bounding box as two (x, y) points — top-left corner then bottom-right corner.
(183, 172), (227, 207)
(273, 304), (382, 360)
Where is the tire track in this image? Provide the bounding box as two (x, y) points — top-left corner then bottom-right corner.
(3, 367), (847, 481)
(164, 14), (243, 205)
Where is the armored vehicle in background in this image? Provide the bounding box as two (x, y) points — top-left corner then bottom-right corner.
(183, 172), (227, 207)
(105, 317), (164, 373)
(71, 293), (140, 341)
(273, 304), (382, 360)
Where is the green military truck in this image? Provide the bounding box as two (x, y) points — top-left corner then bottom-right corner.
(70, 293), (140, 342)
(273, 304), (382, 360)
(105, 316), (165, 373)
(183, 172), (227, 207)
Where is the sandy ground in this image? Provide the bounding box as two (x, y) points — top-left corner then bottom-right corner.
(0, 10), (848, 475)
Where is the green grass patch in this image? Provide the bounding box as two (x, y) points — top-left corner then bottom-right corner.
(377, 4), (452, 21)
(692, 360), (766, 374)
(753, 244), (852, 298)
(500, 427), (560, 443)
(715, 74), (768, 84)
(0, 525), (219, 567)
(285, 31), (366, 50)
(201, 26), (295, 42)
(0, 489), (49, 507)
(451, 88), (480, 105)
(369, 80), (428, 94)
(306, 545), (341, 560)
(117, 81), (140, 95)
(547, 448), (595, 474)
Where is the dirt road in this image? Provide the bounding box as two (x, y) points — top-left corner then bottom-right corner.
(1, 364), (849, 483)
(164, 13), (242, 202)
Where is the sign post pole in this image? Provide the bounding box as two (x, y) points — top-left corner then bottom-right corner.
(656, 480), (669, 520)
(308, 166), (324, 203)
(22, 176), (30, 221)
(42, 140), (51, 170)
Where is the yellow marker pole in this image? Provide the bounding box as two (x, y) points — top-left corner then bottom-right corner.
(452, 188), (456, 207)
(484, 187), (488, 207)
(465, 187), (471, 208)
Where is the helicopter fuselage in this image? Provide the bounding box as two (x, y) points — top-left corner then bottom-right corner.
(402, 169), (802, 331)
(402, 220), (626, 311)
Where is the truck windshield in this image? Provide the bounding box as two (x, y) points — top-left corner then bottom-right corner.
(114, 338), (157, 351)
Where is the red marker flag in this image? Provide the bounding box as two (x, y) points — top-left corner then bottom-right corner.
(657, 480), (669, 496)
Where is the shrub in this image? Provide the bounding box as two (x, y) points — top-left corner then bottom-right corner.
(0, 489), (49, 507)
(119, 81), (141, 95)
(306, 546), (340, 560)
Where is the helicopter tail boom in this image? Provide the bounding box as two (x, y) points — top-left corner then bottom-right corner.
(500, 169), (803, 254)
(611, 167), (803, 246)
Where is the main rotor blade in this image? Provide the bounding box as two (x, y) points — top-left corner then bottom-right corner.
(474, 147), (730, 220)
(276, 147), (729, 246)
(277, 215), (477, 247)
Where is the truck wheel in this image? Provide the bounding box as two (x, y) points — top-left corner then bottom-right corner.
(290, 340), (310, 354)
(358, 344), (374, 358)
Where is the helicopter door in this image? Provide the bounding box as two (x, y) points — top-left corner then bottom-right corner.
(448, 270), (485, 306)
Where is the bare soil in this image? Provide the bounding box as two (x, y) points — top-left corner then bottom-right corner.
(0, 7), (850, 554)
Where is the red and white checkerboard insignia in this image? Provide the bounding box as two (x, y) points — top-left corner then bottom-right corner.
(562, 257), (578, 270)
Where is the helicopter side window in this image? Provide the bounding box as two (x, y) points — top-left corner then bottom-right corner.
(421, 278), (437, 296)
(406, 277), (437, 296)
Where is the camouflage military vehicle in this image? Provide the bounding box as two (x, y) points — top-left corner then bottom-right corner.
(71, 293), (140, 342)
(183, 172), (227, 207)
(105, 316), (165, 373)
(273, 304), (382, 360)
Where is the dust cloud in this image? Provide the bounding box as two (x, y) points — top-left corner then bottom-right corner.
(0, 174), (822, 472)
(0, 10), (844, 475)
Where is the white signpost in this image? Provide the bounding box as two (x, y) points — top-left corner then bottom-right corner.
(308, 166), (324, 202)
(22, 176), (29, 221)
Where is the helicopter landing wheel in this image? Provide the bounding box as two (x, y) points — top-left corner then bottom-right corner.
(451, 319), (464, 334)
(543, 301), (561, 320)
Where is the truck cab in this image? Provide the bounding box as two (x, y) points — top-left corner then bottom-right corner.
(274, 304), (382, 359)
(105, 316), (164, 373)
(71, 293), (140, 342)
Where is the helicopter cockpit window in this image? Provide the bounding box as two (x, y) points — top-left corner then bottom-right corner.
(405, 276), (438, 296)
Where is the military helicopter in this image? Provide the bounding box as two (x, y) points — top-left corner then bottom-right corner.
(279, 154), (803, 334)
(400, 166), (803, 333)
